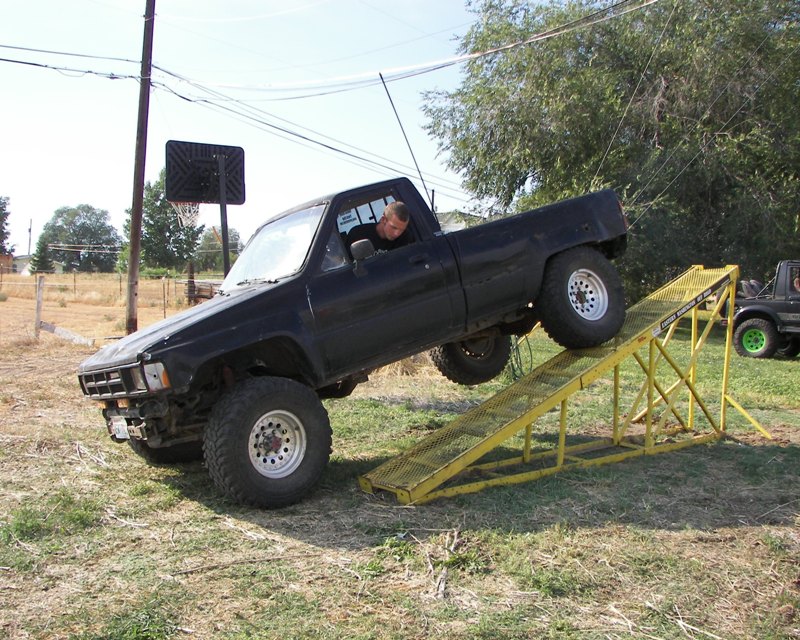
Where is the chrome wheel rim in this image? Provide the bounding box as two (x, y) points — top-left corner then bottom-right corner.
(567, 268), (609, 321)
(248, 410), (307, 479)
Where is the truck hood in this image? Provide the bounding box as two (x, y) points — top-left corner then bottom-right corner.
(78, 284), (275, 373)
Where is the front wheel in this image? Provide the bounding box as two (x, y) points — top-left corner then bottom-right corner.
(537, 247), (626, 349)
(204, 377), (332, 508)
(733, 318), (779, 358)
(430, 335), (512, 385)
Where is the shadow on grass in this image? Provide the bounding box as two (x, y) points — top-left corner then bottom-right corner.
(156, 425), (799, 551)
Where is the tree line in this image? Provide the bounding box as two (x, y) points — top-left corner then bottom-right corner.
(423, 0), (800, 300)
(1, 170), (241, 275)
(4, 0), (798, 293)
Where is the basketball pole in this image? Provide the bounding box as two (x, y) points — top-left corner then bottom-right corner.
(126, 0), (156, 335)
(217, 155), (231, 276)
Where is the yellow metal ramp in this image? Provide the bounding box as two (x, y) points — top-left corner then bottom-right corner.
(359, 265), (768, 505)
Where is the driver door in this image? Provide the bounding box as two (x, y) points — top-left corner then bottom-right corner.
(306, 194), (461, 378)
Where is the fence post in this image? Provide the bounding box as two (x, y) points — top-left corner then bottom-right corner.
(35, 275), (44, 339)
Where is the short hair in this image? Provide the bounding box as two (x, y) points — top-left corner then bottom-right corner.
(384, 201), (410, 223)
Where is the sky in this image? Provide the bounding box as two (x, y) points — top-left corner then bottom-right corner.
(1, 0), (478, 255)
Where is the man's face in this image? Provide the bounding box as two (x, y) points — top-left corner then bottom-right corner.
(378, 212), (408, 241)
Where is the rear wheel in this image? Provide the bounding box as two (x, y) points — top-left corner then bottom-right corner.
(777, 336), (800, 358)
(204, 377), (332, 508)
(733, 318), (779, 358)
(431, 335), (512, 385)
(537, 247), (626, 349)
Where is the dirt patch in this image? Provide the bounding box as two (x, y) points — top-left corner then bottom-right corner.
(0, 295), (179, 346)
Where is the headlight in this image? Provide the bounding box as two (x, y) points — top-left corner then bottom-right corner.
(142, 362), (171, 391)
(130, 367), (147, 392)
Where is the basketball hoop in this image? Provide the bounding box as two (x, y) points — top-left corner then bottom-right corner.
(169, 201), (200, 228)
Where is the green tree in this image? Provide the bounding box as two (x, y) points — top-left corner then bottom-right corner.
(423, 0), (800, 299)
(115, 242), (130, 274)
(29, 234), (55, 273)
(136, 169), (204, 270)
(39, 205), (121, 272)
(0, 196), (12, 255)
(194, 226), (242, 272)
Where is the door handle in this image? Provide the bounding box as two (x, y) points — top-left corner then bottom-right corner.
(409, 254), (429, 265)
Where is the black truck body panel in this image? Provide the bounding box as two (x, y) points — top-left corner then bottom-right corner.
(78, 177), (628, 448)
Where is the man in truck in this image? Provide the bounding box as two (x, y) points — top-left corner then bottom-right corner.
(346, 200), (411, 254)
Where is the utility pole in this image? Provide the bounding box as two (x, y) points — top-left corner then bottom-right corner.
(126, 0), (156, 334)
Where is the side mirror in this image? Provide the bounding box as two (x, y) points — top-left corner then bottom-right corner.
(350, 239), (376, 261)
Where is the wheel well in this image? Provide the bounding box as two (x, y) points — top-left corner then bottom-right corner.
(598, 236), (627, 260)
(194, 337), (316, 393)
(733, 309), (780, 332)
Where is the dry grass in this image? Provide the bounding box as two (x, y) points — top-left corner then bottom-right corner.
(0, 287), (798, 639)
(0, 272), (188, 311)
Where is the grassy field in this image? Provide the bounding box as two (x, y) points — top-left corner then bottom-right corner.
(0, 290), (798, 639)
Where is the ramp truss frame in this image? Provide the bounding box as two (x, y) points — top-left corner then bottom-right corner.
(359, 265), (770, 505)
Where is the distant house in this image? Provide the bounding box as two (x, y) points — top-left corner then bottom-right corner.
(11, 255), (65, 275)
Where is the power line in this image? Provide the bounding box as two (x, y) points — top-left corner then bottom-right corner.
(48, 244), (121, 254)
(2, 0), (662, 214)
(0, 43), (140, 65)
(0, 55), (138, 81)
(1, 0), (659, 98)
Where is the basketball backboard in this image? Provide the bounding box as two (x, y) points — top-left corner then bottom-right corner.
(165, 140), (245, 205)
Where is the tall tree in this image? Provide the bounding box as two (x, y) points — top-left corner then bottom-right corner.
(194, 227), (242, 272)
(30, 234), (55, 273)
(136, 169), (204, 270)
(423, 0), (800, 299)
(39, 205), (121, 272)
(0, 196), (12, 255)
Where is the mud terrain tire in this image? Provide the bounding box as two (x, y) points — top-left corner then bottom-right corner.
(537, 247), (625, 349)
(734, 318), (780, 359)
(204, 377), (332, 508)
(431, 335), (512, 385)
(734, 318), (780, 358)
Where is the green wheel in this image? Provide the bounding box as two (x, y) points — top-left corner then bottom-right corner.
(733, 318), (779, 358)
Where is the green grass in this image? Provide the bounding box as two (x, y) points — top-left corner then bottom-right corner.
(1, 314), (798, 639)
(70, 599), (180, 640)
(1, 488), (102, 543)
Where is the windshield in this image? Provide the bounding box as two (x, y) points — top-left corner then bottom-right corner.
(220, 203), (326, 291)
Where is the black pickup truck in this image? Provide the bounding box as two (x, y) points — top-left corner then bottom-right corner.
(78, 177), (628, 507)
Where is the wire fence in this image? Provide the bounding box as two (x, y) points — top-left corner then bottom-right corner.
(0, 270), (223, 309)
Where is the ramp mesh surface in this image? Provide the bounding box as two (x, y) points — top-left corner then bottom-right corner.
(361, 267), (733, 495)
